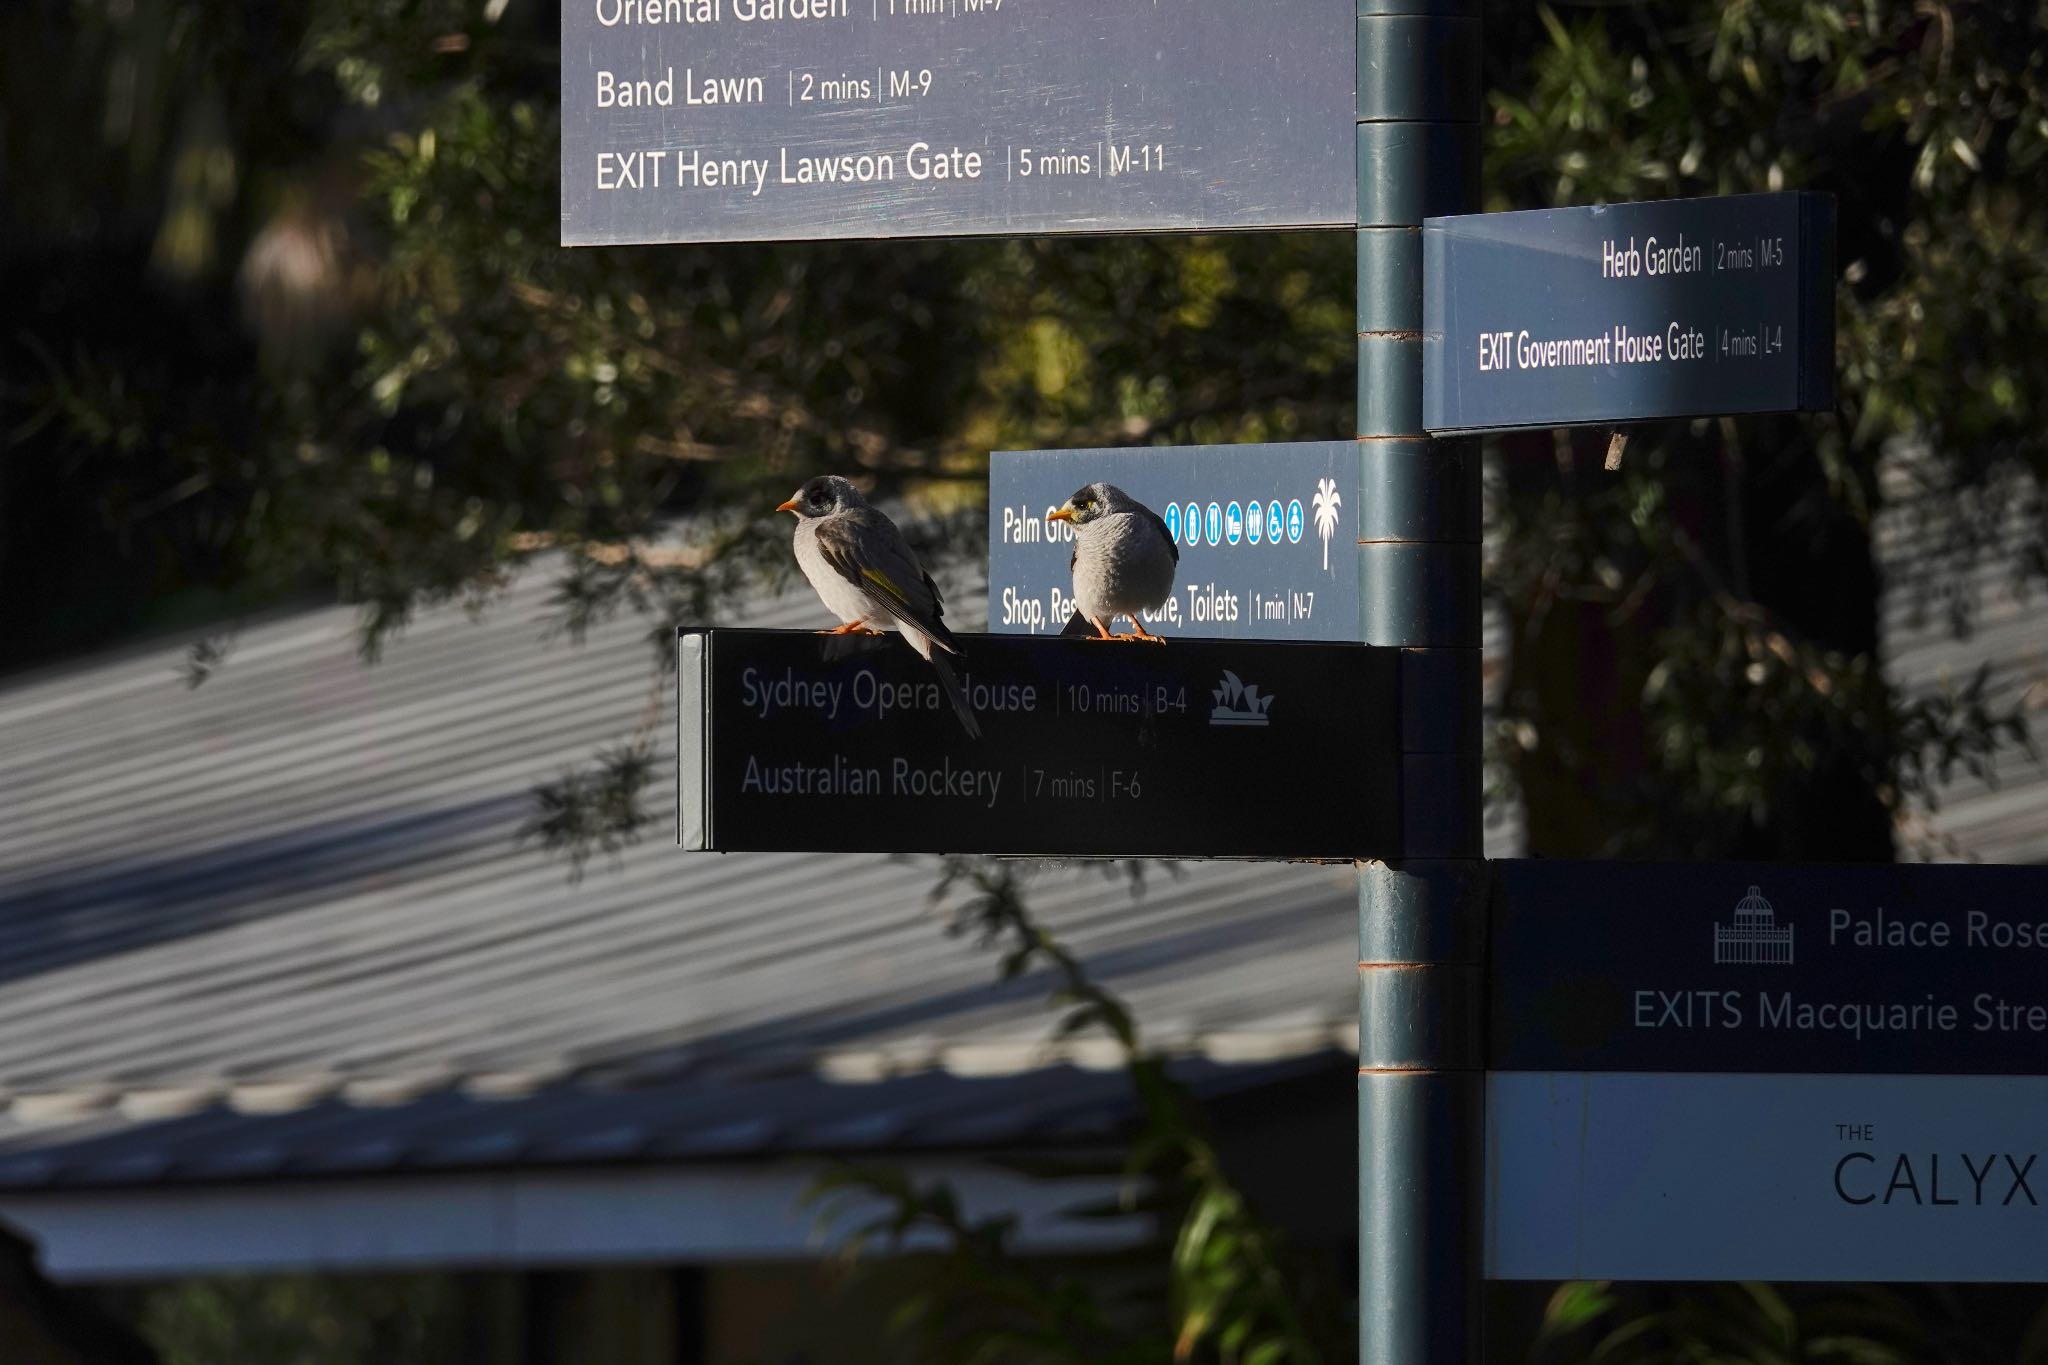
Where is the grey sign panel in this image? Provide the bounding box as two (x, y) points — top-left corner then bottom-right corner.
(1424, 192), (1836, 433)
(1489, 860), (2048, 1076)
(676, 628), (1401, 858)
(1488, 1072), (2048, 1282)
(561, 0), (1355, 245)
(986, 444), (1360, 641)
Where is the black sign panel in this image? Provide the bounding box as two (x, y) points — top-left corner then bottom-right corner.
(986, 444), (1360, 641)
(560, 0), (1355, 245)
(1424, 192), (1836, 433)
(677, 629), (1400, 858)
(1490, 860), (2048, 1075)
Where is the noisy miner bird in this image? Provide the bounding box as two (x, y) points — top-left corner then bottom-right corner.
(778, 475), (981, 739)
(1047, 482), (1179, 643)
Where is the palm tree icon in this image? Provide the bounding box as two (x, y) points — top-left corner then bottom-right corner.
(1312, 477), (1342, 572)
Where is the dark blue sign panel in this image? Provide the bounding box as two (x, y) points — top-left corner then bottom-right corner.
(561, 0), (1355, 245)
(986, 444), (1359, 641)
(1489, 860), (2048, 1075)
(1424, 192), (1836, 433)
(677, 629), (1400, 858)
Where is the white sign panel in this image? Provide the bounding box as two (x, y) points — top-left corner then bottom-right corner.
(1486, 1072), (2048, 1282)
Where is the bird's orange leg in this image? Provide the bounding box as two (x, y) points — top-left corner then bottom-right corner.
(1122, 616), (1166, 644)
(1081, 614), (1116, 640)
(819, 622), (886, 636)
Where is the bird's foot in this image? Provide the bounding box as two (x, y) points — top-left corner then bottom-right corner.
(819, 622), (885, 636)
(1123, 622), (1167, 645)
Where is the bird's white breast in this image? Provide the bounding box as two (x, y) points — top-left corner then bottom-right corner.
(1074, 512), (1176, 618)
(794, 519), (886, 628)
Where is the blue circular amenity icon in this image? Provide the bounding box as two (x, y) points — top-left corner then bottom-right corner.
(1286, 499), (1305, 544)
(1162, 502), (1181, 543)
(1204, 502), (1223, 547)
(1183, 502), (1201, 545)
(1225, 502), (1243, 545)
(1267, 501), (1285, 548)
(1246, 499), (1264, 545)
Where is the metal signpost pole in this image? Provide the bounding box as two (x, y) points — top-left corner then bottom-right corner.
(1354, 3), (1484, 1361)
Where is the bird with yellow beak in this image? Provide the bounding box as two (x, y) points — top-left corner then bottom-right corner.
(1047, 482), (1179, 643)
(778, 475), (980, 738)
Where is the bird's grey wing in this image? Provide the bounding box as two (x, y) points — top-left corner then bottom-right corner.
(1136, 503), (1179, 565)
(811, 510), (961, 653)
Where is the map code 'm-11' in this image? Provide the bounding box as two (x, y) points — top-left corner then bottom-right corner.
(561, 0), (1356, 245)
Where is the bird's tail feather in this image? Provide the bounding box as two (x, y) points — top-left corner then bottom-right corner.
(928, 651), (982, 740)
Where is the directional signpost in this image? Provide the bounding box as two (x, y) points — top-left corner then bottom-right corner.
(560, 0), (1355, 244)
(987, 443), (1362, 641)
(1486, 860), (2048, 1283)
(1423, 192), (1837, 433)
(982, 431), (1478, 870)
(676, 628), (1401, 859)
(579, 0), (2038, 1355)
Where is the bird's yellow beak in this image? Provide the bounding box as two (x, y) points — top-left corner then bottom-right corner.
(1046, 504), (1074, 524)
(776, 497), (801, 515)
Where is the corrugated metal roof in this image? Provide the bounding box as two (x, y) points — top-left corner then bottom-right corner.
(0, 545), (1475, 1189)
(0, 1057), (1336, 1190)
(1878, 452), (2048, 863)
(0, 453), (2035, 1193)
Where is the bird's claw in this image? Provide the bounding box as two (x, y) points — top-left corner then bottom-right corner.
(1084, 623), (1166, 643)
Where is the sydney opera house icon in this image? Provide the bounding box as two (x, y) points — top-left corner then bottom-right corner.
(1712, 885), (1795, 966)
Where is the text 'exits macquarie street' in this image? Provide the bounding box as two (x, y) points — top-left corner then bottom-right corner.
(560, 0), (1355, 243)
(1490, 861), (2048, 1074)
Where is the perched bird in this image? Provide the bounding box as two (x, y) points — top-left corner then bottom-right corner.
(778, 475), (981, 739)
(1047, 482), (1179, 643)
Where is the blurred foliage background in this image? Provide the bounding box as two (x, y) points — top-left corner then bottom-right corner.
(3, 0), (2041, 855)
(4, 0), (2048, 1360)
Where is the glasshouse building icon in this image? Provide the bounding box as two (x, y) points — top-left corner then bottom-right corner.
(1712, 886), (1795, 966)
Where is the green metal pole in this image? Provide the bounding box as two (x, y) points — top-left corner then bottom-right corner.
(1354, 2), (1485, 1361)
